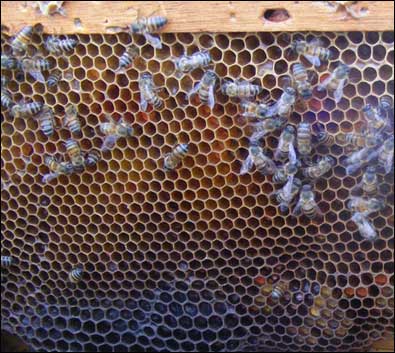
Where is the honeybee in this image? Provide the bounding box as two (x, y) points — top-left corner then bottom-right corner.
(11, 101), (43, 118)
(342, 132), (380, 149)
(378, 137), (394, 174)
(363, 104), (389, 133)
(19, 57), (51, 83)
(221, 79), (262, 98)
(163, 144), (189, 171)
(266, 87), (296, 118)
(379, 96), (393, 114)
(100, 115), (134, 151)
(1, 88), (14, 109)
(273, 144), (299, 184)
(45, 36), (77, 54)
(47, 69), (62, 87)
(32, 1), (66, 16)
(347, 196), (384, 216)
(292, 63), (313, 100)
(273, 159), (300, 185)
(1, 54), (19, 70)
(356, 166), (378, 196)
(303, 156), (335, 179)
(129, 15), (168, 49)
(272, 282), (288, 300)
(1, 256), (13, 268)
(291, 38), (332, 67)
(138, 73), (163, 111)
(36, 105), (56, 137)
(42, 155), (74, 183)
(240, 145), (277, 176)
(189, 70), (218, 109)
(317, 63), (350, 103)
(274, 125), (296, 160)
(174, 51), (212, 73)
(69, 267), (83, 283)
(351, 212), (377, 241)
(85, 149), (101, 167)
(116, 45), (139, 73)
(272, 176), (302, 213)
(249, 117), (287, 144)
(324, 1), (368, 19)
(315, 124), (334, 146)
(297, 122), (312, 159)
(65, 139), (85, 172)
(345, 147), (379, 175)
(293, 184), (321, 219)
(240, 100), (270, 120)
(63, 104), (81, 134)
(11, 25), (33, 55)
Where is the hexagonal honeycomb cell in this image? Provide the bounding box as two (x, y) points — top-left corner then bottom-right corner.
(1, 29), (394, 352)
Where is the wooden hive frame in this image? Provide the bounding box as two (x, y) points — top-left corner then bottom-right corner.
(1, 1), (394, 352)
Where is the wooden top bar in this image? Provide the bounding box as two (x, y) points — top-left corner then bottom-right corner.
(1, 1), (394, 35)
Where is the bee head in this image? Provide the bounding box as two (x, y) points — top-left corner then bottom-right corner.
(130, 22), (141, 33)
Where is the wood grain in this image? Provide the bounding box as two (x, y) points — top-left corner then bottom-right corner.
(371, 335), (394, 352)
(1, 1), (394, 34)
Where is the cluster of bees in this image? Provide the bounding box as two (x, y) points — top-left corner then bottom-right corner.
(1, 11), (394, 289)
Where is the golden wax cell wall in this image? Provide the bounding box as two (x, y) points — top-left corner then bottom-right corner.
(1, 30), (394, 352)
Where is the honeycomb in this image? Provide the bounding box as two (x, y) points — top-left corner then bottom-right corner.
(1, 29), (394, 352)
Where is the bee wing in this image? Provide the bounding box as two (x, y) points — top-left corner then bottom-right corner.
(140, 94), (148, 112)
(42, 172), (58, 183)
(317, 73), (333, 91)
(207, 84), (215, 109)
(304, 54), (321, 67)
(383, 153), (394, 174)
(101, 135), (119, 152)
(249, 129), (266, 143)
(292, 199), (303, 217)
(282, 175), (294, 200)
(288, 143), (297, 163)
(346, 163), (361, 175)
(240, 154), (254, 175)
(334, 79), (346, 103)
(28, 70), (46, 83)
(144, 33), (162, 49)
(265, 103), (279, 118)
(188, 82), (201, 99)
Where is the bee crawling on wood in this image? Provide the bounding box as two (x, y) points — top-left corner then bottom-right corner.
(129, 11), (168, 49)
(99, 115), (134, 151)
(32, 1), (66, 16)
(323, 1), (368, 19)
(188, 69), (218, 109)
